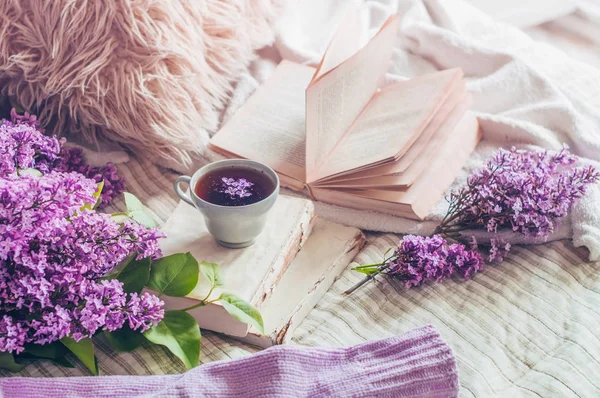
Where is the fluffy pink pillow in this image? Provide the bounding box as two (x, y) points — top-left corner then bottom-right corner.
(0, 0), (284, 166)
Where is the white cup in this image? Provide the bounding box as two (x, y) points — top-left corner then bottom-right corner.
(173, 159), (280, 249)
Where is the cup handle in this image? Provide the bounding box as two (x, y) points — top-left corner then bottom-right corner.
(173, 176), (195, 207)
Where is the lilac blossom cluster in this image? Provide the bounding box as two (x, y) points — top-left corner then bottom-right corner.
(55, 147), (125, 206)
(0, 110), (62, 176)
(384, 235), (483, 288)
(442, 146), (599, 238)
(438, 146), (599, 261)
(0, 109), (125, 207)
(347, 146), (598, 295)
(219, 177), (254, 199)
(0, 168), (164, 354)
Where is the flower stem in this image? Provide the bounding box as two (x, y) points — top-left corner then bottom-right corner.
(180, 297), (219, 312)
(201, 286), (215, 303)
(169, 286), (215, 309)
(180, 302), (206, 312)
(342, 274), (377, 296)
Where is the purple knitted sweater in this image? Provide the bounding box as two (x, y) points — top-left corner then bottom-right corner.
(0, 325), (459, 397)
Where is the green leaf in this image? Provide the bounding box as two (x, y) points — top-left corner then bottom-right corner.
(110, 212), (131, 224)
(53, 356), (76, 368)
(147, 253), (199, 297)
(18, 168), (42, 177)
(94, 180), (104, 198)
(116, 257), (151, 294)
(124, 192), (157, 227)
(104, 328), (147, 352)
(0, 352), (25, 372)
(101, 254), (134, 281)
(144, 311), (201, 369)
(60, 337), (97, 375)
(92, 181), (104, 209)
(81, 181), (104, 211)
(352, 264), (381, 276)
(100, 255), (151, 295)
(218, 292), (264, 334)
(22, 342), (74, 368)
(24, 342), (67, 359)
(199, 261), (223, 289)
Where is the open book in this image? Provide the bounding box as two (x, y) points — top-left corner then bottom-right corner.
(210, 9), (481, 219)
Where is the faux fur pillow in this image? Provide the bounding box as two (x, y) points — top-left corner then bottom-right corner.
(0, 0), (284, 167)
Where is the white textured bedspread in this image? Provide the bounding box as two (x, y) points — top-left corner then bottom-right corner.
(5, 155), (599, 397)
(5, 2), (600, 397)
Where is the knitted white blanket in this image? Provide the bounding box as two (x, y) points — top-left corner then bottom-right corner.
(218, 0), (600, 259)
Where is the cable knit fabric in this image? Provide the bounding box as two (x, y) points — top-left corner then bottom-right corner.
(0, 325), (458, 398)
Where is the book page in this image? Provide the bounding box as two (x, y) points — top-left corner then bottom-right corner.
(315, 69), (463, 180)
(312, 96), (471, 190)
(316, 87), (469, 185)
(210, 61), (315, 184)
(312, 6), (362, 81)
(331, 111), (481, 219)
(305, 15), (400, 182)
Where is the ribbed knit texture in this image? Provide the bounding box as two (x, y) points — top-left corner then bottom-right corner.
(0, 325), (458, 398)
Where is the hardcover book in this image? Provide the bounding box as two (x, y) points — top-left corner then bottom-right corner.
(151, 195), (365, 346)
(209, 8), (481, 220)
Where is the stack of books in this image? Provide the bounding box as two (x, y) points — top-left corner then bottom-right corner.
(210, 8), (481, 219)
(155, 195), (365, 347)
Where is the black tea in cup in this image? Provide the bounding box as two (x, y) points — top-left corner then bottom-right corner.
(194, 167), (275, 207)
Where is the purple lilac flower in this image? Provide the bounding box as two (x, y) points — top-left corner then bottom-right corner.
(0, 316), (27, 354)
(55, 147), (125, 207)
(447, 243), (484, 280)
(1, 109), (125, 207)
(218, 177), (254, 199)
(0, 172), (165, 353)
(0, 114), (61, 176)
(487, 238), (512, 263)
(9, 108), (43, 131)
(348, 146), (598, 295)
(383, 234), (483, 288)
(437, 145), (599, 262)
(126, 293), (165, 332)
(442, 146), (599, 238)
